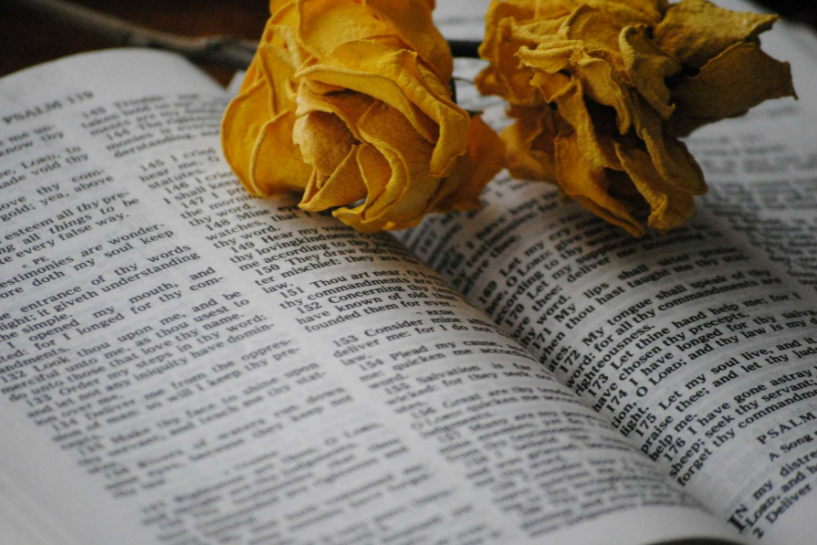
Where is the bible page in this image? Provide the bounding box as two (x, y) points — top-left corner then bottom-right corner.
(0, 50), (740, 545)
(402, 0), (817, 543)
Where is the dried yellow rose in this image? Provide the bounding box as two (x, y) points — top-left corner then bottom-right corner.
(222, 0), (504, 232)
(477, 0), (796, 236)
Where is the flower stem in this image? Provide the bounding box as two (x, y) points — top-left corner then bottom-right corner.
(10, 0), (484, 69)
(8, 0), (257, 70)
(447, 40), (481, 60)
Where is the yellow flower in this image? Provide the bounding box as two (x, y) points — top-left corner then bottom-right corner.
(222, 0), (504, 232)
(477, 0), (796, 236)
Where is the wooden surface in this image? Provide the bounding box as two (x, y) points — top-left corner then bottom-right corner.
(0, 0), (270, 85)
(0, 0), (815, 86)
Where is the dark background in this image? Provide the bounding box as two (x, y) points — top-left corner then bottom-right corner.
(0, 0), (815, 86)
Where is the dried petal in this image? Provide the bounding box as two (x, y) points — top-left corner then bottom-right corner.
(552, 79), (621, 171)
(221, 78), (273, 193)
(300, 145), (367, 211)
(554, 129), (644, 237)
(630, 95), (706, 195)
(615, 140), (694, 231)
(671, 42), (796, 135)
(434, 115), (507, 211)
(559, 4), (623, 51)
(296, 0), (395, 60)
(250, 111), (313, 195)
(581, 0), (665, 26)
(476, 1), (550, 105)
(298, 40), (470, 177)
(654, 0), (777, 68)
(501, 105), (557, 181)
(295, 85), (374, 141)
(292, 111), (357, 177)
(620, 24), (681, 119)
(366, 0), (454, 81)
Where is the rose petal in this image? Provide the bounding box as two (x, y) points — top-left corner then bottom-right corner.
(513, 19), (570, 44)
(297, 41), (470, 177)
(296, 0), (395, 61)
(554, 129), (644, 237)
(248, 111), (313, 196)
(333, 144), (392, 233)
(432, 114), (507, 212)
(295, 85), (373, 141)
(477, 1), (550, 106)
(517, 40), (581, 74)
(366, 0), (454, 81)
(257, 41), (300, 116)
(581, 0), (664, 26)
(221, 78), (273, 193)
(615, 140), (694, 231)
(559, 4), (623, 52)
(572, 53), (633, 134)
(300, 144), (367, 211)
(292, 111), (358, 177)
(620, 24), (681, 120)
(269, 0), (293, 17)
(552, 79), (621, 171)
(630, 94), (706, 195)
(671, 41), (796, 135)
(358, 101), (436, 222)
(534, 0), (574, 19)
(518, 41), (632, 133)
(502, 105), (557, 181)
(655, 0), (778, 68)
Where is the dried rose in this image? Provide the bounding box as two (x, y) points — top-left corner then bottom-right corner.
(477, 0), (796, 236)
(222, 0), (504, 233)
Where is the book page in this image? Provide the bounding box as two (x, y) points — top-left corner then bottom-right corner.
(402, 2), (817, 543)
(0, 51), (740, 545)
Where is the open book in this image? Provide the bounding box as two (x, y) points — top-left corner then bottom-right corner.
(3, 1), (817, 544)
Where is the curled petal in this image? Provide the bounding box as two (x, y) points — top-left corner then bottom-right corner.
(534, 0), (573, 19)
(477, 1), (551, 106)
(615, 141), (694, 231)
(559, 4), (623, 51)
(257, 40), (300, 116)
(513, 19), (570, 45)
(221, 78), (273, 193)
(353, 101), (438, 227)
(501, 105), (557, 181)
(671, 42), (796, 135)
(520, 43), (632, 133)
(269, 0), (292, 17)
(554, 130), (644, 237)
(432, 115), (506, 212)
(295, 85), (374, 141)
(366, 0), (454, 81)
(250, 111), (313, 195)
(571, 53), (633, 133)
(631, 95), (706, 195)
(530, 71), (572, 103)
(300, 145), (367, 211)
(580, 0), (665, 26)
(296, 0), (396, 61)
(654, 0), (778, 68)
(620, 25), (681, 120)
(293, 111), (358, 178)
(552, 79), (621, 171)
(333, 144), (393, 232)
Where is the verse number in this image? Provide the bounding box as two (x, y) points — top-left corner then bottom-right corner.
(333, 335), (358, 348)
